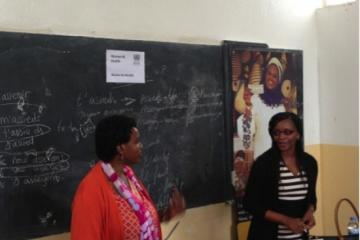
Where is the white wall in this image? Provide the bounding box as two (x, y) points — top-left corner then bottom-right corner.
(317, 2), (358, 146)
(0, 0), (323, 145)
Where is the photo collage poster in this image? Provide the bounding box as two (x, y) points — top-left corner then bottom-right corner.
(227, 46), (303, 222)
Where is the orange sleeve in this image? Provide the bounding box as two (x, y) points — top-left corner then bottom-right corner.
(71, 180), (104, 240)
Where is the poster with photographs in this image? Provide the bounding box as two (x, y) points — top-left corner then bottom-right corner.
(223, 42), (303, 223)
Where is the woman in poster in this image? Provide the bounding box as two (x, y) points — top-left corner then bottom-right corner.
(232, 52), (299, 196)
(237, 55), (287, 159)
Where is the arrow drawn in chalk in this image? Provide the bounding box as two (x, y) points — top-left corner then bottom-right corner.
(121, 97), (136, 106)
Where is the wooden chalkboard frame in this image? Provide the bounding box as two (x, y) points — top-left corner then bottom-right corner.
(222, 41), (269, 238)
(222, 40), (269, 195)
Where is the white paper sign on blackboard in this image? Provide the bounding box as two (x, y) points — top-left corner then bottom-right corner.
(106, 49), (145, 83)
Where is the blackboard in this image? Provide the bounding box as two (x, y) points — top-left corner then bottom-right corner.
(0, 32), (231, 239)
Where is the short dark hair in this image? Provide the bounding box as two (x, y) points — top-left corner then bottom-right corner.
(268, 112), (303, 153)
(95, 115), (137, 162)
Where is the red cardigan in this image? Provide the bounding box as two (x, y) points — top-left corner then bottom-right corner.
(71, 162), (162, 240)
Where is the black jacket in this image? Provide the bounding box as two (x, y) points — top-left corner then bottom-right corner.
(243, 148), (318, 240)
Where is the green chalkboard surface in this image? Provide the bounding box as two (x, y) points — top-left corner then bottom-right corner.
(0, 32), (231, 239)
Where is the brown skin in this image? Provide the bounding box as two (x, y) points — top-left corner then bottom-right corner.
(109, 128), (142, 184)
(264, 119), (316, 233)
(118, 128), (143, 166)
(166, 187), (186, 220)
(110, 127), (186, 221)
(265, 64), (279, 91)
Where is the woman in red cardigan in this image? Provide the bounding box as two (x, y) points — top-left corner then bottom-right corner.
(71, 115), (185, 240)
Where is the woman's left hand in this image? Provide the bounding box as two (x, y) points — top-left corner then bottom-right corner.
(302, 206), (316, 230)
(168, 187), (186, 218)
(161, 187), (186, 222)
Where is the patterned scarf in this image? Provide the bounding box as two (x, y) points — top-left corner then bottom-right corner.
(101, 162), (160, 240)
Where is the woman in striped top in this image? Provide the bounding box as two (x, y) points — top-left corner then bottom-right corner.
(243, 112), (318, 240)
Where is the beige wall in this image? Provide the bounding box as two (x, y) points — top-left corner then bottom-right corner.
(33, 203), (233, 240)
(320, 145), (359, 236)
(34, 233), (69, 240)
(305, 144), (359, 236)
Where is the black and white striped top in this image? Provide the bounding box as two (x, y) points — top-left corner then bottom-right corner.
(277, 161), (308, 239)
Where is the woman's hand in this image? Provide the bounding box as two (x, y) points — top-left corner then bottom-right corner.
(283, 217), (306, 234)
(161, 187), (186, 222)
(302, 206), (316, 230)
(168, 187), (186, 217)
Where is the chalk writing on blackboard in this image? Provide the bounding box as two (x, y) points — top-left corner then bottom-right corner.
(0, 31), (231, 240)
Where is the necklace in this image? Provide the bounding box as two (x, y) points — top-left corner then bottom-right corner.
(101, 162), (160, 240)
